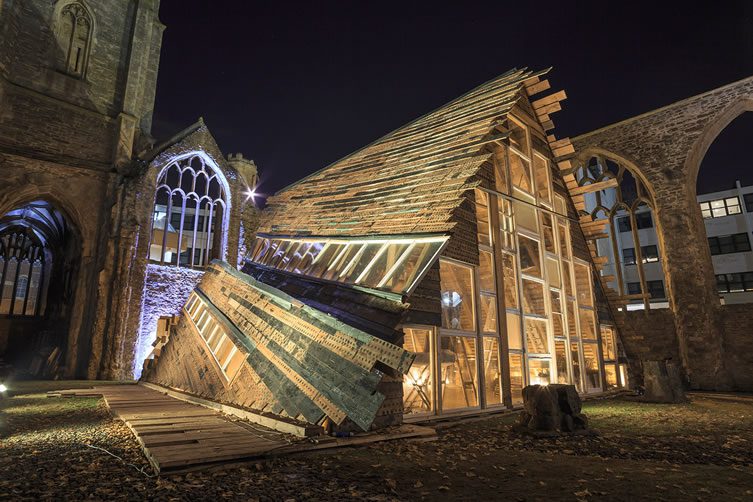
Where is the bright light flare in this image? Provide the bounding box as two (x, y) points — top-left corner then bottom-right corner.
(0, 384), (7, 392)
(244, 187), (257, 203)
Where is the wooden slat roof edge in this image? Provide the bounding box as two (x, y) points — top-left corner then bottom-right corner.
(274, 67), (551, 196)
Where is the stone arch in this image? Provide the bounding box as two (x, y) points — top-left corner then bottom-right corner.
(574, 147), (671, 310)
(149, 150), (233, 265)
(0, 195), (85, 375)
(0, 187), (87, 256)
(685, 98), (753, 195)
(574, 147), (660, 205)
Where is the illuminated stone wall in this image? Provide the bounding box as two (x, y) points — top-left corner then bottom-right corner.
(573, 76), (753, 390)
(96, 124), (259, 379)
(134, 264), (203, 379)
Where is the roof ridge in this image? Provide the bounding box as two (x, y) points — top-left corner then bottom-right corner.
(275, 67), (546, 195)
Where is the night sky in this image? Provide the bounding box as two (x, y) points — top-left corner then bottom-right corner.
(152, 1), (753, 199)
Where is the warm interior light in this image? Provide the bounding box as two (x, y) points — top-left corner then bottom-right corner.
(0, 383), (7, 392)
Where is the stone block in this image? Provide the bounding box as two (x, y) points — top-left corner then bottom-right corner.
(517, 384), (591, 436)
(642, 359), (687, 403)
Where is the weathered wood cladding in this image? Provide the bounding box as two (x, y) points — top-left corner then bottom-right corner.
(241, 261), (410, 344)
(147, 261), (415, 431)
(258, 68), (548, 238)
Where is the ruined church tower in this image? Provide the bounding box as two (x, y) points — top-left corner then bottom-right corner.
(0, 1), (164, 377)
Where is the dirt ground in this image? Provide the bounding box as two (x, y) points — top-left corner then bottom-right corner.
(2, 382), (753, 501)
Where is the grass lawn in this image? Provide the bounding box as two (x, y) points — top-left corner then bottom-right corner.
(1, 382), (752, 500)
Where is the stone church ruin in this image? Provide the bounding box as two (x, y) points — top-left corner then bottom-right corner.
(1, 0), (752, 432)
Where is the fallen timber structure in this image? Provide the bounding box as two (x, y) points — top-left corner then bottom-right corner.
(141, 67), (633, 434)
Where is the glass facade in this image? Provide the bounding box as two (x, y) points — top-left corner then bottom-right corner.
(403, 116), (617, 417)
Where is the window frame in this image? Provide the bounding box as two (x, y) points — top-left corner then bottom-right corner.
(56, 1), (94, 79)
(149, 153), (230, 269)
(700, 196), (742, 219)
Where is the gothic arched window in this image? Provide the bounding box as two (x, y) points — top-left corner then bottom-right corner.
(576, 154), (667, 310)
(56, 2), (93, 78)
(0, 230), (47, 316)
(150, 154), (228, 268)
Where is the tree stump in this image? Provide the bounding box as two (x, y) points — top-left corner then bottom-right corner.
(516, 384), (591, 436)
(642, 359), (687, 403)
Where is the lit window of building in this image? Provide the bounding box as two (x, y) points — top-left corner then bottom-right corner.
(699, 197), (742, 219)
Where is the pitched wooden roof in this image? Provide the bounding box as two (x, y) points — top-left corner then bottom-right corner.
(259, 67), (549, 237)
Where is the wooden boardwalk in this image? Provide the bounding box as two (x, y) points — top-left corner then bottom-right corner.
(51, 384), (294, 474)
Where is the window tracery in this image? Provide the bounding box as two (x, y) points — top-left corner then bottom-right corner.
(0, 230), (46, 316)
(576, 154), (667, 310)
(56, 2), (93, 78)
(150, 155), (228, 268)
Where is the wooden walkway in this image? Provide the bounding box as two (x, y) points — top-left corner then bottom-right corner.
(51, 384), (294, 474)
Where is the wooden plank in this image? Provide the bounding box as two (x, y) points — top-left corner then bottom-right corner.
(569, 178), (619, 196)
(534, 101), (562, 116)
(522, 75), (540, 88)
(552, 143), (575, 158)
(132, 424), (240, 436)
(525, 79), (551, 96)
(549, 137), (572, 151)
(557, 158), (574, 171)
(127, 416), (227, 426)
(140, 430), (259, 448)
(140, 381), (322, 438)
(150, 441), (281, 469)
(532, 90), (567, 110)
(53, 384), (295, 474)
(130, 419), (234, 430)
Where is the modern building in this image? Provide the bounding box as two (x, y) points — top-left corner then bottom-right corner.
(698, 181), (753, 304)
(589, 180), (753, 309)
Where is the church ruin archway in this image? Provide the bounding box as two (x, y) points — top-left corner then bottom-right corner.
(692, 105), (753, 305)
(0, 200), (81, 377)
(686, 99), (753, 194)
(574, 148), (670, 311)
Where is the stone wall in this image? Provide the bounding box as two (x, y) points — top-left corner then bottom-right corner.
(720, 304), (753, 390)
(134, 264), (204, 378)
(613, 309), (679, 387)
(0, 0), (163, 168)
(0, 0), (164, 378)
(573, 75), (753, 390)
(0, 152), (113, 376)
(91, 124), (260, 379)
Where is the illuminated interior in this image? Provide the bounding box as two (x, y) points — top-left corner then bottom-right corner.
(248, 234), (448, 295)
(403, 115), (619, 417)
